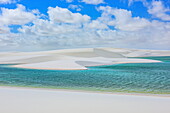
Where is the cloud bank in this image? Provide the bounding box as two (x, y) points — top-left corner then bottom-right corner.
(0, 2), (170, 51)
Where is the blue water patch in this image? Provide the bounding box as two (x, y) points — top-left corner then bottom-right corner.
(0, 57), (170, 94)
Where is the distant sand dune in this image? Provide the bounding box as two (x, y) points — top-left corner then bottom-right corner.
(60, 52), (98, 58)
(0, 48), (169, 70)
(94, 48), (126, 58)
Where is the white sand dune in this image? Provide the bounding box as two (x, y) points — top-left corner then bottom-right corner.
(0, 48), (169, 70)
(0, 87), (170, 113)
(93, 48), (126, 58)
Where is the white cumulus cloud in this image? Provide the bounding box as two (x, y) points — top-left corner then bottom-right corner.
(98, 6), (150, 31)
(0, 4), (37, 26)
(47, 6), (90, 24)
(128, 0), (170, 21)
(148, 1), (170, 21)
(128, 0), (147, 6)
(85, 20), (108, 29)
(0, 0), (15, 4)
(68, 4), (82, 11)
(81, 0), (104, 5)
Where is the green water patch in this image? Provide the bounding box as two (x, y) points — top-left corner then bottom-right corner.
(0, 61), (170, 94)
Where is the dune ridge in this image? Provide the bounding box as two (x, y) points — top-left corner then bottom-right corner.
(0, 48), (169, 70)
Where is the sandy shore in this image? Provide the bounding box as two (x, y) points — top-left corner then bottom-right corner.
(0, 87), (170, 113)
(1, 48), (169, 70)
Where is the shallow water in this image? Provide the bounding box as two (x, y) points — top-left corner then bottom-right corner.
(0, 57), (170, 94)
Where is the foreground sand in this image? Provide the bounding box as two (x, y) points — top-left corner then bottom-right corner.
(0, 87), (170, 113)
(0, 48), (169, 70)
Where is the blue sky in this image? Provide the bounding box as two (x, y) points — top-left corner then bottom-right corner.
(0, 0), (170, 51)
(0, 0), (153, 19)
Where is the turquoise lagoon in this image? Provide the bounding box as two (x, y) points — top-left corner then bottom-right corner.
(0, 56), (170, 94)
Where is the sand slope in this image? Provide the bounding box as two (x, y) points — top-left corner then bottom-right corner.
(0, 48), (169, 70)
(0, 87), (170, 113)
